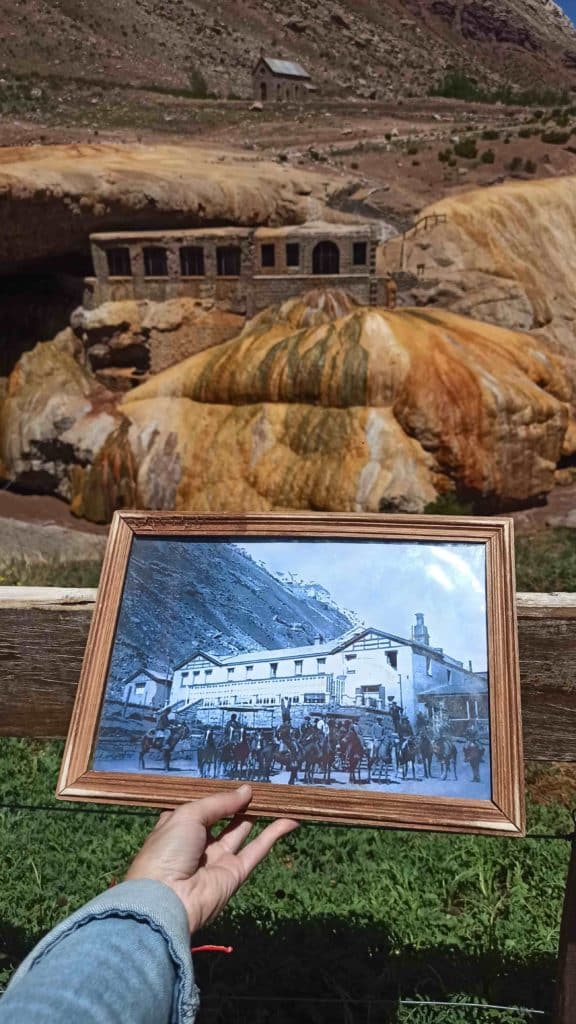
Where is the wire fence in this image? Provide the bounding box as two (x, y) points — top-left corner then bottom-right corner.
(1, 801), (571, 1021)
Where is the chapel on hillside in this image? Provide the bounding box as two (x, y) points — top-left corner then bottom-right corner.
(252, 56), (312, 102)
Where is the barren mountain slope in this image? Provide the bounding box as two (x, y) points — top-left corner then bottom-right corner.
(0, 0), (574, 98)
(104, 537), (353, 694)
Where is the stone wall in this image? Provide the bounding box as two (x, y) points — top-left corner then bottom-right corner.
(89, 230), (254, 314)
(88, 226), (381, 318)
(251, 274), (372, 312)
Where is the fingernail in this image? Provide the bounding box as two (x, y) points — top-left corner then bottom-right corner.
(238, 784), (251, 796)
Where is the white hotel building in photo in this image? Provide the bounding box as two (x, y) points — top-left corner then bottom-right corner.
(124, 614), (487, 732)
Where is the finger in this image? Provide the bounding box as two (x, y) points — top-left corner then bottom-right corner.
(211, 816), (253, 856)
(180, 785), (253, 828)
(237, 818), (299, 879)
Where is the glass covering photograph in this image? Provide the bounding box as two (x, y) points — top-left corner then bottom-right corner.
(92, 536), (490, 800)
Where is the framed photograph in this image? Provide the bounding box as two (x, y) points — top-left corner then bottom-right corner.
(57, 512), (524, 836)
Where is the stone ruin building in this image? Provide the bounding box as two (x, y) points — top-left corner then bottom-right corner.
(84, 222), (386, 317)
(252, 56), (312, 102)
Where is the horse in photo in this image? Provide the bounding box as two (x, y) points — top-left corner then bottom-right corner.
(139, 720), (190, 771)
(342, 724), (365, 784)
(397, 735), (417, 780)
(220, 726), (252, 779)
(463, 738), (485, 783)
(197, 726), (222, 779)
(418, 731), (434, 779)
(434, 736), (458, 781)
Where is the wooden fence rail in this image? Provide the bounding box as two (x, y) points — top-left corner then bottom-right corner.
(0, 588), (575, 755)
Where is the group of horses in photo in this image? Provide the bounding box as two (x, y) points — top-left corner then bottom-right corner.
(190, 720), (484, 787)
(137, 713), (485, 787)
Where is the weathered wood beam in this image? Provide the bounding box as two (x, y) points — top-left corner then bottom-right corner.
(0, 589), (575, 757)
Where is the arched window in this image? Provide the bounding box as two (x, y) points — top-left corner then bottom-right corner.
(312, 241), (340, 275)
(260, 81), (267, 102)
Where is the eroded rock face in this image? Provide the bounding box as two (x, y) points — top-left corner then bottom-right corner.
(381, 175), (576, 390)
(0, 144), (342, 273)
(0, 330), (120, 502)
(2, 290), (572, 521)
(71, 298), (244, 390)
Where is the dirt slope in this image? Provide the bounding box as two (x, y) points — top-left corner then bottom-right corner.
(0, 0), (574, 99)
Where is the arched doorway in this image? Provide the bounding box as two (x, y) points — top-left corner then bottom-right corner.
(313, 241), (340, 275)
(260, 81), (267, 102)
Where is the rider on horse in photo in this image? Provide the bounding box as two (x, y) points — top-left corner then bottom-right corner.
(398, 715), (414, 740)
(280, 697), (292, 726)
(314, 715), (329, 737)
(387, 696), (403, 733)
(155, 707), (174, 742)
(224, 713), (242, 744)
(300, 717), (318, 745)
(463, 725), (485, 783)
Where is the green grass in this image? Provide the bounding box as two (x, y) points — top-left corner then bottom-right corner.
(515, 529), (576, 592)
(0, 558), (102, 588)
(0, 739), (572, 1020)
(1, 525), (575, 595)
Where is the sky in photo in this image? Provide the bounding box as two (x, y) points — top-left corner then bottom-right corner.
(560, 1), (576, 24)
(239, 540), (488, 673)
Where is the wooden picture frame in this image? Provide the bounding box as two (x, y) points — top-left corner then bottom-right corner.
(57, 511), (524, 836)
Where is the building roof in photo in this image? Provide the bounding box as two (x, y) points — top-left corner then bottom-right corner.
(124, 667), (170, 685)
(418, 677), (488, 699)
(171, 625), (480, 677)
(175, 627), (413, 673)
(261, 57), (311, 79)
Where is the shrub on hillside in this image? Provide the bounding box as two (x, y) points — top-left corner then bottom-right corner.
(188, 68), (208, 99)
(453, 138), (478, 159)
(480, 148), (495, 164)
(482, 129), (500, 140)
(430, 71), (569, 107)
(541, 130), (571, 145)
(509, 156), (524, 172)
(524, 158), (538, 174)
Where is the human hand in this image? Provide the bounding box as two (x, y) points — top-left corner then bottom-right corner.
(125, 785), (298, 932)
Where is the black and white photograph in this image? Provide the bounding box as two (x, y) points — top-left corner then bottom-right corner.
(92, 535), (491, 800)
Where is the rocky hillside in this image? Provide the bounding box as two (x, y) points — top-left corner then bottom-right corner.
(0, 0), (574, 101)
(105, 537), (353, 694)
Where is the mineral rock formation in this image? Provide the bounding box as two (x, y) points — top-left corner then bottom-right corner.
(0, 331), (121, 504)
(381, 175), (576, 387)
(115, 292), (571, 517)
(0, 144), (344, 272)
(2, 290), (572, 522)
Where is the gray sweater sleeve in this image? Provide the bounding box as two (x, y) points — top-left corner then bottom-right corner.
(0, 879), (200, 1024)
